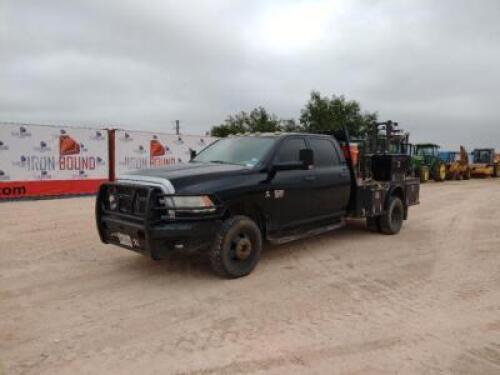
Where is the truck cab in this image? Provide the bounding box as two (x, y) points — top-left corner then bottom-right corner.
(96, 132), (419, 278)
(471, 148), (500, 177)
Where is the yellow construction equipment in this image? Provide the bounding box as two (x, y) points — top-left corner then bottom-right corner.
(439, 146), (471, 180)
(470, 148), (500, 177)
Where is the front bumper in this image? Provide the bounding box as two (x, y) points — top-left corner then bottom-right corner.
(96, 183), (222, 258)
(99, 215), (220, 256)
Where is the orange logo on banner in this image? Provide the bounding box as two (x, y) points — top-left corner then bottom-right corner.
(59, 135), (80, 155)
(150, 139), (165, 157)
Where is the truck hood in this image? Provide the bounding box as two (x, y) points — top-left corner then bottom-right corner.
(118, 162), (253, 194)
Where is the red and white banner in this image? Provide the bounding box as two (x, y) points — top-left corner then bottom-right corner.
(0, 123), (109, 199)
(114, 130), (217, 177)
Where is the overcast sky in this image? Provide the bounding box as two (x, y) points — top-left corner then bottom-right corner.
(1, 0), (499, 149)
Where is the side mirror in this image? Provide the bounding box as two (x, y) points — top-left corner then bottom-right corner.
(189, 149), (197, 160)
(299, 149), (314, 169)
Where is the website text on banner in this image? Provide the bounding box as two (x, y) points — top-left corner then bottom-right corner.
(0, 123), (109, 199)
(114, 130), (217, 178)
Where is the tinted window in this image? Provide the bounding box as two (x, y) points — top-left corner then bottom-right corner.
(194, 136), (276, 166)
(309, 138), (339, 167)
(275, 138), (306, 163)
(475, 150), (491, 163)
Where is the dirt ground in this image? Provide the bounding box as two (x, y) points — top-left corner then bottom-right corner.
(1, 179), (499, 375)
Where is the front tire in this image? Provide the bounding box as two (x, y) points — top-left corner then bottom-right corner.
(419, 166), (430, 183)
(210, 216), (262, 278)
(379, 197), (404, 235)
(433, 162), (447, 182)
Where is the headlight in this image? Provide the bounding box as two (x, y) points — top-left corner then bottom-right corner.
(159, 195), (215, 212)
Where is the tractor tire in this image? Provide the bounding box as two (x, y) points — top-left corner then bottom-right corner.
(464, 168), (471, 180)
(419, 166), (430, 183)
(366, 216), (382, 232)
(495, 165), (500, 178)
(433, 162), (447, 182)
(210, 215), (262, 278)
(379, 196), (404, 235)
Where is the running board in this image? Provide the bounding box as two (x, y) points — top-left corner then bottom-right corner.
(267, 219), (346, 245)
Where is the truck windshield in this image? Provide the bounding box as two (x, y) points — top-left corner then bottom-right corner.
(193, 137), (276, 167)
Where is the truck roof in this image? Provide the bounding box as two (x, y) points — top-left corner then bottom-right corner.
(228, 132), (332, 139)
(473, 148), (495, 152)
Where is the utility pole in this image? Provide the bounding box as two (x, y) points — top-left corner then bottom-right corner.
(175, 120), (180, 135)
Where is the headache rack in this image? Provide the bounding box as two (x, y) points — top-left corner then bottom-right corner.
(316, 126), (413, 182)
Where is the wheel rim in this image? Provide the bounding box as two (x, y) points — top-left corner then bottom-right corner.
(229, 232), (254, 262)
(233, 235), (252, 261)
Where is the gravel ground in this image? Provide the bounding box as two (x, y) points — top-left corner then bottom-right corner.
(1, 179), (499, 375)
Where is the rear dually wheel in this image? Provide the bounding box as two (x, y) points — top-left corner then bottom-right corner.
(379, 196), (404, 235)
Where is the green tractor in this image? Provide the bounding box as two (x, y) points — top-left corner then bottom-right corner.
(411, 143), (447, 183)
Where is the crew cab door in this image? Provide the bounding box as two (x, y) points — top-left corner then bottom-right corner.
(307, 137), (351, 217)
(268, 136), (316, 230)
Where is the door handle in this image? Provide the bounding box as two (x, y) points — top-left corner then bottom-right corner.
(304, 175), (316, 182)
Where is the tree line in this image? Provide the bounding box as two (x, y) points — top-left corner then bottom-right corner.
(210, 91), (378, 138)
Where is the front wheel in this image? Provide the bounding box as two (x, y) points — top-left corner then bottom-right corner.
(379, 197), (404, 235)
(433, 162), (447, 182)
(210, 216), (262, 278)
(419, 166), (430, 183)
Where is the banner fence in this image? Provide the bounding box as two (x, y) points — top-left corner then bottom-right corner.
(0, 123), (216, 199)
(114, 129), (216, 178)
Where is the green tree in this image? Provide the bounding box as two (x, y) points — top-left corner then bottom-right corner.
(247, 107), (281, 133)
(210, 112), (247, 137)
(300, 91), (377, 137)
(211, 106), (287, 137)
(280, 118), (303, 132)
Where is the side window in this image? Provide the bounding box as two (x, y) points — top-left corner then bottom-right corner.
(275, 138), (307, 163)
(309, 138), (339, 167)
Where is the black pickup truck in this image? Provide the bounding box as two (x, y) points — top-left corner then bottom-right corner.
(96, 131), (419, 278)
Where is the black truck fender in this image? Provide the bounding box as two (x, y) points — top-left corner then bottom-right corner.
(224, 198), (269, 238)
